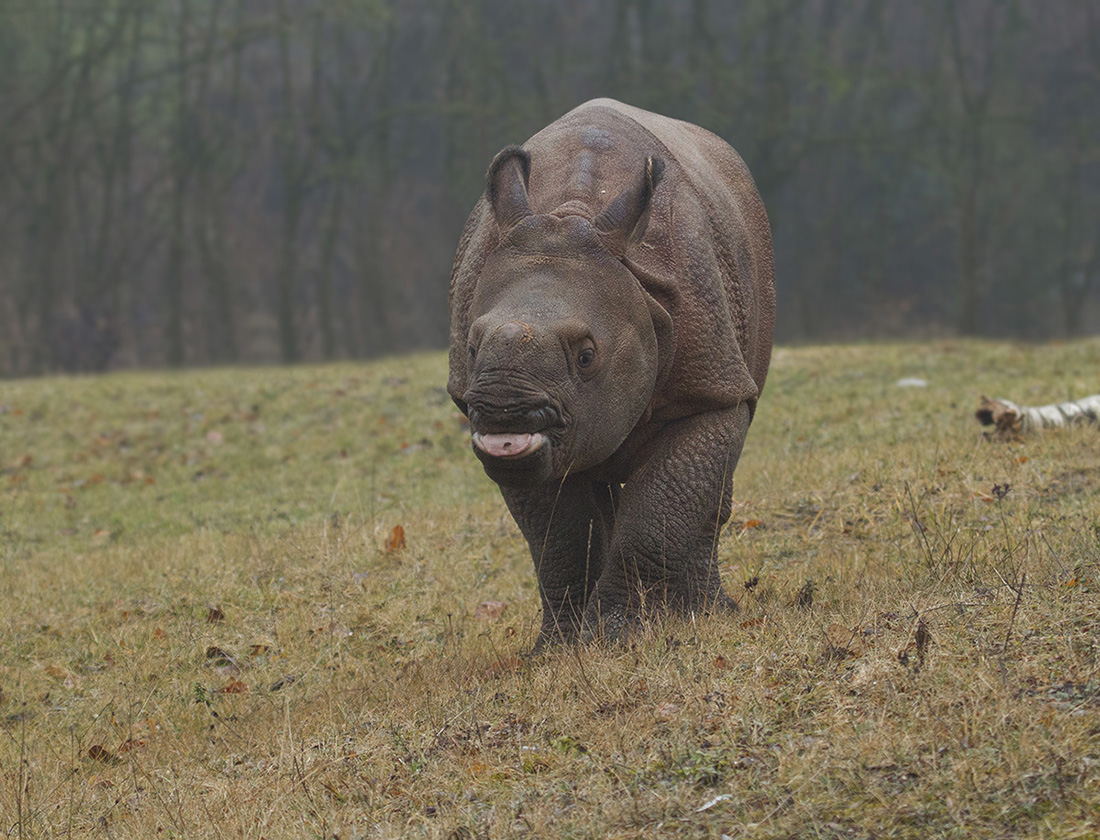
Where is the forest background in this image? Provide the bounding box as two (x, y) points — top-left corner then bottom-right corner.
(1, 0), (1097, 376)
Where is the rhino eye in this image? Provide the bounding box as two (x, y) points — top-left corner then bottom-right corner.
(577, 347), (595, 369)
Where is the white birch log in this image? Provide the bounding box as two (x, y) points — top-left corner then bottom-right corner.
(976, 394), (1100, 439)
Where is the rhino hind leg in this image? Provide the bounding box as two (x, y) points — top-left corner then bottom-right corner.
(500, 476), (616, 651)
(580, 403), (751, 643)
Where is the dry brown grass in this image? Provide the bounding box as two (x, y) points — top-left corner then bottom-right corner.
(2, 341), (1099, 838)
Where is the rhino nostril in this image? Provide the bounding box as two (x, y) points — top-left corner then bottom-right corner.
(524, 405), (561, 428)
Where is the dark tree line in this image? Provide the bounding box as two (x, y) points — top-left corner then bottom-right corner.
(1, 0), (1097, 375)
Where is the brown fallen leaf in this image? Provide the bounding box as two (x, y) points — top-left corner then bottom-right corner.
(206, 605), (225, 624)
(824, 623), (864, 659)
(117, 738), (146, 753)
(87, 745), (122, 765)
(270, 675), (297, 692)
(221, 680), (248, 694)
(467, 760), (489, 777)
(654, 702), (681, 723)
(483, 655), (524, 678)
(309, 621), (351, 638)
(915, 619), (931, 666)
(795, 580), (815, 609)
(475, 600), (508, 620)
(385, 524), (406, 552)
(249, 638), (275, 656)
(205, 646), (239, 669)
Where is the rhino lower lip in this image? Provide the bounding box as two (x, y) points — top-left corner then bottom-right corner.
(471, 431), (547, 459)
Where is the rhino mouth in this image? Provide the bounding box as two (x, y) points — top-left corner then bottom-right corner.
(465, 401), (563, 461)
(472, 431), (548, 459)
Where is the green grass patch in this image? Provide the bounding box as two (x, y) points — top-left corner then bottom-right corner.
(2, 341), (1099, 838)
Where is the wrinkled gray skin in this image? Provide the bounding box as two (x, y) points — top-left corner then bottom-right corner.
(448, 99), (775, 649)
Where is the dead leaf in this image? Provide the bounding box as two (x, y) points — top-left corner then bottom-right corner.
(270, 675), (296, 692)
(915, 619), (931, 666)
(467, 760), (489, 777)
(221, 680), (248, 694)
(309, 621), (351, 638)
(851, 659), (895, 689)
(117, 738), (146, 753)
(483, 655), (524, 678)
(795, 580), (815, 609)
(824, 623), (864, 658)
(206, 605), (225, 624)
(385, 524), (406, 552)
(740, 616), (766, 631)
(87, 745), (121, 765)
(654, 702), (680, 723)
(249, 638), (275, 656)
(712, 655), (730, 669)
(475, 600), (507, 620)
(204, 646), (238, 670)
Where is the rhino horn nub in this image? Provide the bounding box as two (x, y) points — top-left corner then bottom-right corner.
(486, 145), (533, 232)
(595, 155), (665, 254)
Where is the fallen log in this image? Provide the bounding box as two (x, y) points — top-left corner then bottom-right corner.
(976, 394), (1100, 441)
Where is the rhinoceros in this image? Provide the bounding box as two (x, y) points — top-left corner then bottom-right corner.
(448, 99), (775, 648)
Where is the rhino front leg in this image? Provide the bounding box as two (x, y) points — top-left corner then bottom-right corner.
(500, 475), (616, 650)
(581, 402), (751, 642)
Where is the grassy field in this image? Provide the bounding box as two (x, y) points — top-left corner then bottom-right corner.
(2, 340), (1099, 839)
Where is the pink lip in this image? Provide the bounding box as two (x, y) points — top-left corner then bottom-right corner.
(472, 432), (547, 459)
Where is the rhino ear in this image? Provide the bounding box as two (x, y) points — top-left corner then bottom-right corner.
(486, 145), (533, 233)
(595, 156), (665, 255)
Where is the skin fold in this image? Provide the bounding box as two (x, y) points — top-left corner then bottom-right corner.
(448, 99), (775, 649)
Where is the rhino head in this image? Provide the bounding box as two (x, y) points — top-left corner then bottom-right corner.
(454, 146), (673, 486)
